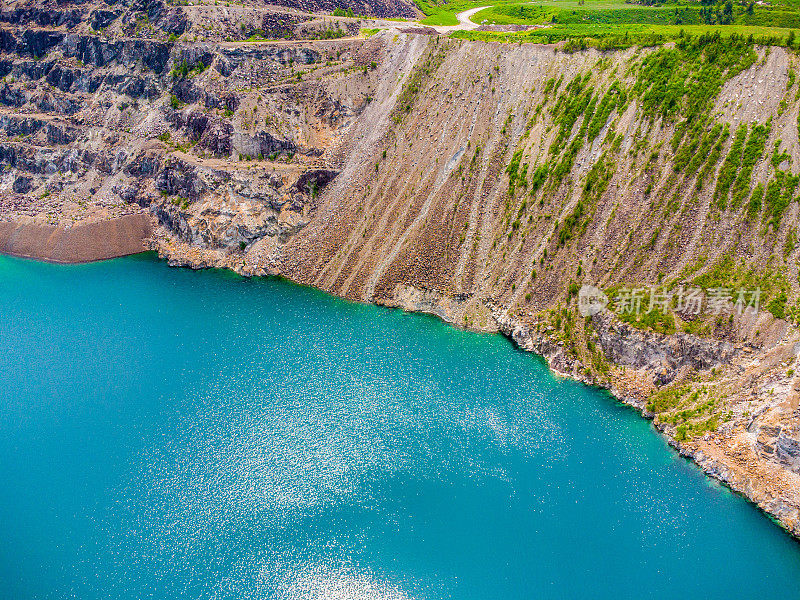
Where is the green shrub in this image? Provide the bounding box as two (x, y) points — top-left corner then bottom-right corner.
(731, 122), (770, 209)
(586, 81), (626, 142)
(634, 32), (755, 123)
(550, 73), (594, 154)
(619, 307), (676, 335)
(767, 291), (788, 319)
(529, 163), (548, 192)
(714, 123), (747, 208)
(763, 176), (790, 227)
(746, 183), (764, 220)
(506, 149), (524, 194)
(697, 124), (729, 190)
(685, 122), (722, 178)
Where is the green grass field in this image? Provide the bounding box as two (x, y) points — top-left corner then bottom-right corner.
(416, 0), (496, 26)
(415, 0), (800, 45)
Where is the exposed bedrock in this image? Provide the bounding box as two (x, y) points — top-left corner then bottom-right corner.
(591, 312), (738, 386)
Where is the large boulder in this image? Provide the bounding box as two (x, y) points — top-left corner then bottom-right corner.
(15, 30), (64, 58)
(199, 119), (233, 157)
(13, 176), (32, 194)
(89, 10), (120, 30)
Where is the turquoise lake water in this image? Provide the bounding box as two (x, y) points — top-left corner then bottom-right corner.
(1, 253), (799, 599)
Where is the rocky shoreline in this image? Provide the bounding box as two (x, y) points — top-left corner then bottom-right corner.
(493, 308), (800, 541)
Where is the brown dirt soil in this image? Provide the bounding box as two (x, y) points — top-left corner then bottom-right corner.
(0, 212), (153, 262)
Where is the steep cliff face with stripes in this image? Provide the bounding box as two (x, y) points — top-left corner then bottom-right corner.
(277, 35), (798, 330)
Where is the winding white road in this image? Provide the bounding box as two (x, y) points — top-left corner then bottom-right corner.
(426, 6), (492, 33)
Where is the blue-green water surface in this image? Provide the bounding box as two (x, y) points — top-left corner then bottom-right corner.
(1, 254), (799, 599)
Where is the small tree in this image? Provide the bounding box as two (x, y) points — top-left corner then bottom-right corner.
(306, 179), (318, 198)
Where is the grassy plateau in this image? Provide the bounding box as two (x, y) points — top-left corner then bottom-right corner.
(416, 0), (800, 46)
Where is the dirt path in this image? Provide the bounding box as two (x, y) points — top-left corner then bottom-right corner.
(219, 36), (362, 47)
(428, 6), (492, 34)
(206, 5), (494, 46)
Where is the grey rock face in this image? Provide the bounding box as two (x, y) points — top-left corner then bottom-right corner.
(0, 83), (25, 107)
(217, 45), (320, 74)
(199, 119), (233, 157)
(46, 66), (78, 92)
(1, 115), (44, 137)
(294, 169), (338, 196)
(232, 131), (296, 158)
(154, 158), (210, 200)
(15, 30), (64, 58)
(12, 175), (31, 193)
(89, 9), (120, 31)
(591, 311), (737, 385)
(494, 308), (739, 398)
(0, 7), (83, 28)
(776, 433), (800, 474)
